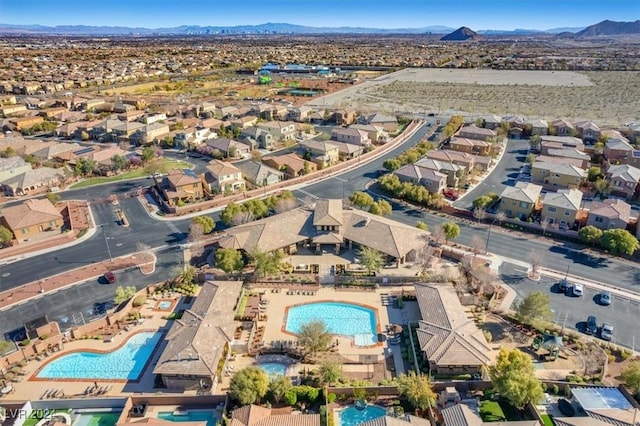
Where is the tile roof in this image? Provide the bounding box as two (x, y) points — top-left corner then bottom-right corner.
(236, 161), (283, 184)
(440, 404), (483, 426)
(0, 156), (30, 173)
(589, 199), (631, 222)
(2, 167), (65, 191)
(606, 138), (634, 152)
(540, 136), (583, 146)
(500, 181), (543, 204)
(361, 415), (431, 426)
(532, 162), (587, 178)
(206, 159), (241, 178)
(545, 148), (590, 160)
(450, 137), (490, 147)
(459, 125), (496, 137)
(395, 164), (447, 183)
(542, 189), (583, 210)
(415, 158), (464, 173)
(313, 199), (343, 226)
(1, 198), (62, 230)
(607, 164), (640, 183)
(230, 405), (320, 426)
(534, 155), (585, 168)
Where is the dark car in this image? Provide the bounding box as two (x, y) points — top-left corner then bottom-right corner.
(585, 315), (597, 335)
(104, 271), (116, 284)
(599, 291), (611, 306)
(558, 279), (569, 293)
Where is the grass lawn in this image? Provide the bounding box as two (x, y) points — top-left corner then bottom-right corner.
(540, 414), (555, 426)
(70, 159), (191, 189)
(235, 293), (248, 318)
(479, 400), (506, 422)
(23, 410), (72, 426)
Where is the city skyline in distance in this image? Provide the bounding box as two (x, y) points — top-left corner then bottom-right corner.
(1, 0), (638, 32)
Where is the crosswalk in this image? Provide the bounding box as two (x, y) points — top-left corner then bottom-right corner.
(296, 189), (319, 203)
(165, 220), (182, 235)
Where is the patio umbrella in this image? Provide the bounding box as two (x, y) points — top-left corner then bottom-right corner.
(390, 324), (403, 334)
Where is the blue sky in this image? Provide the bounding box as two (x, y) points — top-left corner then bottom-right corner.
(1, 0), (638, 30)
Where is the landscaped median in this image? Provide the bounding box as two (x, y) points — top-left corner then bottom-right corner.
(0, 252), (156, 311)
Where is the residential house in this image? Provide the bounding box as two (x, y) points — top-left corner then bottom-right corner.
(331, 127), (371, 147)
(144, 113), (167, 125)
(117, 110), (145, 122)
(499, 181), (543, 219)
(349, 123), (388, 143)
(32, 142), (81, 162)
(0, 156), (33, 182)
(205, 137), (251, 159)
(414, 283), (493, 375)
(441, 403), (540, 426)
(394, 164), (447, 194)
(535, 155), (586, 169)
(217, 105), (239, 119)
(606, 164), (640, 199)
(153, 280), (242, 391)
(229, 404), (320, 426)
(458, 124), (497, 142)
(81, 98), (107, 112)
(262, 153), (317, 179)
(449, 137), (491, 156)
(574, 120), (601, 143)
(299, 140), (339, 168)
(288, 105), (312, 122)
(88, 119), (122, 141)
(552, 386), (640, 426)
(130, 122), (170, 145)
(545, 148), (591, 169)
(0, 104), (27, 116)
(38, 107), (68, 119)
(55, 122), (84, 138)
(237, 161), (284, 187)
(426, 149), (491, 172)
(507, 116), (526, 138)
(174, 127), (214, 148)
(415, 158), (465, 188)
(360, 113), (398, 132)
(0, 198), (63, 241)
(604, 138), (634, 164)
(202, 159), (245, 194)
(531, 162), (586, 189)
(332, 109), (356, 125)
(240, 126), (275, 150)
(10, 116), (44, 130)
(194, 101), (216, 117)
(326, 140), (364, 161)
(231, 115), (258, 130)
(586, 199), (632, 230)
(309, 110), (326, 125)
(157, 168), (204, 206)
(539, 136), (584, 154)
(541, 189), (583, 227)
(111, 121), (145, 142)
(527, 118), (549, 135)
(255, 121), (297, 142)
(551, 119), (576, 136)
(1, 167), (66, 196)
(482, 114), (503, 130)
(628, 123), (640, 144)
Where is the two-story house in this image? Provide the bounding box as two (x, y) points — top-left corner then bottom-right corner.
(255, 121), (297, 142)
(157, 169), (203, 206)
(415, 158), (465, 188)
(360, 113), (398, 132)
(606, 164), (640, 200)
(604, 138), (634, 165)
(262, 153), (317, 179)
(237, 161), (284, 187)
(499, 182), (543, 219)
(332, 109), (356, 126)
(205, 137), (251, 159)
(130, 122), (170, 145)
(111, 121), (145, 142)
(349, 123), (388, 144)
(527, 119), (549, 136)
(240, 127), (275, 150)
(288, 105), (312, 122)
(426, 149), (492, 173)
(0, 198), (63, 242)
(531, 162), (587, 190)
(331, 127), (371, 147)
(202, 159), (245, 194)
(544, 148), (591, 169)
(538, 136), (584, 154)
(394, 164), (447, 194)
(541, 188), (583, 228)
(586, 199), (632, 230)
(449, 137), (491, 156)
(551, 119), (576, 136)
(574, 120), (601, 143)
(458, 124), (497, 142)
(481, 114), (503, 130)
(299, 140), (339, 168)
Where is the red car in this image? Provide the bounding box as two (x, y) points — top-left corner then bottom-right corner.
(442, 189), (459, 201)
(104, 271), (116, 283)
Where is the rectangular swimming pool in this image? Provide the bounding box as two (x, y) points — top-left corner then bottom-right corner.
(157, 410), (220, 426)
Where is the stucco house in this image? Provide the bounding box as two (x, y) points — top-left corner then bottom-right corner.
(331, 127), (371, 147)
(449, 137), (491, 156)
(458, 124), (496, 142)
(531, 162), (586, 190)
(394, 164), (447, 194)
(299, 140), (339, 168)
(0, 198), (63, 241)
(262, 153), (317, 179)
(237, 161), (283, 187)
(156, 168), (204, 206)
(415, 158), (465, 188)
(606, 164), (640, 200)
(551, 119), (576, 136)
(255, 121), (297, 142)
(604, 138), (634, 165)
(205, 137), (251, 159)
(541, 189), (583, 227)
(499, 181), (543, 219)
(586, 199), (632, 230)
(202, 159), (246, 194)
(360, 113), (398, 132)
(574, 120), (601, 143)
(527, 118), (549, 136)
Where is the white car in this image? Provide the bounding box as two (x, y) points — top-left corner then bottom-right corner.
(572, 284), (584, 297)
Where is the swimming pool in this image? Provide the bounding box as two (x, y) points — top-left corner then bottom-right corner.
(157, 301), (172, 310)
(73, 412), (121, 426)
(258, 362), (288, 377)
(157, 410), (220, 426)
(36, 332), (162, 380)
(285, 302), (378, 346)
(338, 405), (386, 426)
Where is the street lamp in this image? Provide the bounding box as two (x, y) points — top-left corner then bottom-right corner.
(484, 218), (499, 254)
(101, 225), (113, 262)
(12, 337), (27, 363)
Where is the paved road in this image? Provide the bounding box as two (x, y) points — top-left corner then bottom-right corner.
(501, 262), (640, 351)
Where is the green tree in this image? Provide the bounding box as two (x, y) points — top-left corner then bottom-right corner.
(442, 222), (460, 243)
(214, 248), (245, 274)
(472, 195), (496, 209)
(578, 225), (603, 246)
(594, 179), (610, 197)
(297, 320), (332, 358)
(349, 191), (374, 209)
(220, 202), (244, 226)
(416, 221), (428, 231)
(600, 229), (640, 256)
(587, 166), (603, 182)
(383, 158), (402, 171)
(525, 153), (537, 164)
(230, 366), (269, 405)
(0, 225), (14, 245)
(397, 371), (437, 411)
(74, 157), (97, 177)
(251, 249), (283, 279)
(318, 360), (342, 386)
(515, 291), (553, 327)
(268, 375), (293, 404)
(358, 246), (385, 274)
(369, 199), (392, 216)
(141, 146), (156, 163)
(114, 285), (137, 304)
(490, 348), (544, 409)
(111, 154), (127, 171)
(192, 215), (215, 234)
(45, 191), (61, 205)
(621, 360), (640, 394)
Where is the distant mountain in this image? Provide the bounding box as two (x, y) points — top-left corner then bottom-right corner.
(0, 22), (455, 35)
(544, 26), (585, 34)
(478, 28), (542, 35)
(575, 20), (640, 37)
(440, 27), (479, 41)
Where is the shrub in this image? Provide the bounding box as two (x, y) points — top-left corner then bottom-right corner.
(284, 390), (297, 406)
(552, 384), (560, 395)
(327, 393), (337, 404)
(132, 295), (147, 307)
(21, 339), (30, 346)
(622, 350), (633, 360)
(39, 334), (48, 340)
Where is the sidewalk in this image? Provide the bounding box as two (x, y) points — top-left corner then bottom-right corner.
(0, 252), (156, 311)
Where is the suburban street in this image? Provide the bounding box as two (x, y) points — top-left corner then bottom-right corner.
(2, 117), (640, 346)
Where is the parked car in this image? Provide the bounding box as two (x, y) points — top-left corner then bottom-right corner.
(585, 315), (597, 335)
(599, 291), (611, 306)
(558, 279), (569, 293)
(572, 284), (584, 297)
(443, 189), (459, 201)
(104, 271), (116, 284)
(600, 323), (613, 341)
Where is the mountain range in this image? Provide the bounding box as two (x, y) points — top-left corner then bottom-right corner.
(0, 20), (637, 37)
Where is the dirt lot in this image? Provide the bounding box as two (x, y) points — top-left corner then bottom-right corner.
(306, 68), (640, 125)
